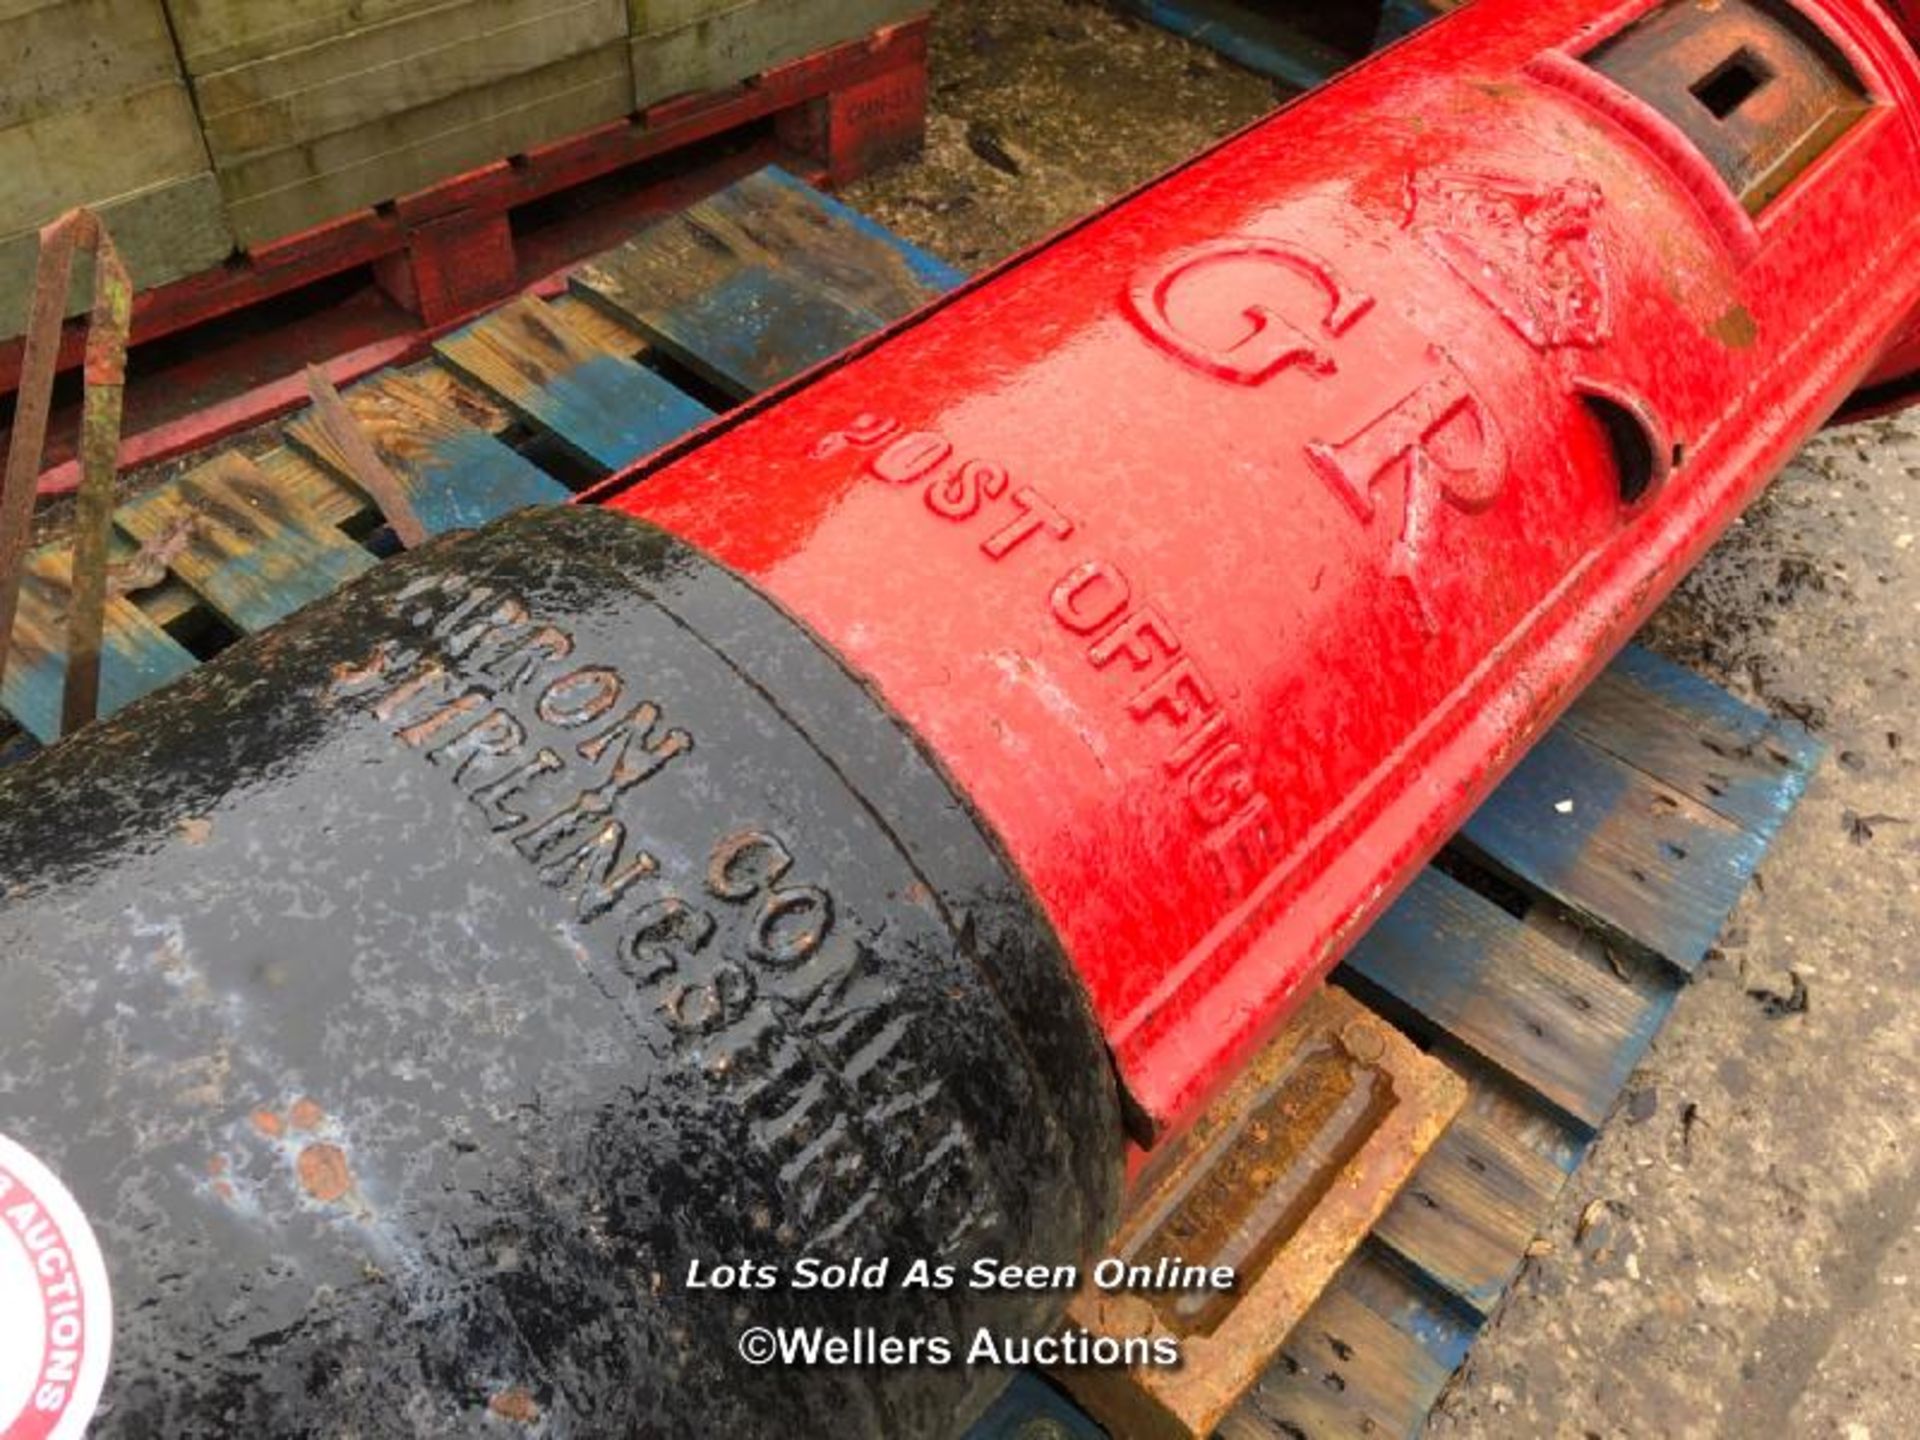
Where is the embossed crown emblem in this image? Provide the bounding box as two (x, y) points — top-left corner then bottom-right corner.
(1406, 170), (1612, 350)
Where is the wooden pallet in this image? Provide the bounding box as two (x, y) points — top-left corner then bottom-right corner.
(1, 154), (1824, 1440)
(0, 164), (959, 749)
(978, 650), (1821, 1439)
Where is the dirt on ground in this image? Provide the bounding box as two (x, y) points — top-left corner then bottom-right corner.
(850, 4), (1920, 1437)
(844, 0), (1276, 268)
(1429, 424), (1920, 1440)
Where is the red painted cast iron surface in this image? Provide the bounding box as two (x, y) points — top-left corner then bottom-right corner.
(1881, 0), (1920, 45)
(605, 0), (1920, 1132)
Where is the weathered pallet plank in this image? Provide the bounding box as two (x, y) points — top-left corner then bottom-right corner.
(116, 452), (378, 634)
(0, 547), (198, 744)
(1560, 645), (1821, 840)
(286, 366), (569, 534)
(7, 161), (933, 740)
(126, 575), (201, 633)
(255, 445), (374, 531)
(575, 214), (881, 398)
(650, 269), (881, 396)
(1220, 1258), (1462, 1440)
(547, 289), (654, 358)
(1371, 1110), (1567, 1316)
(573, 166), (956, 397)
(1351, 1037), (1591, 1335)
(1336, 1242), (1481, 1375)
(1113, 0), (1446, 90)
(1341, 868), (1663, 1129)
(1378, 0), (1448, 43)
(1109, 0), (1352, 91)
(1429, 1036), (1587, 1175)
(706, 165), (963, 315)
(1455, 725), (1769, 974)
(434, 295), (714, 470)
(1606, 645), (1823, 767)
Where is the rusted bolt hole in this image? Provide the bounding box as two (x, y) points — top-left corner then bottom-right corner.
(1692, 48), (1773, 119)
(1581, 391), (1663, 506)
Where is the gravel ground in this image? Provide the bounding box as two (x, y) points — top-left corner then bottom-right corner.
(846, 5), (1920, 1436)
(1429, 426), (1920, 1440)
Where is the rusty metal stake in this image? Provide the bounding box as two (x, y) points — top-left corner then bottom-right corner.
(65, 226), (133, 733)
(302, 366), (427, 549)
(0, 209), (133, 736)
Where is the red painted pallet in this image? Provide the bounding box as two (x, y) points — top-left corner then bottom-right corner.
(2, 18), (930, 487)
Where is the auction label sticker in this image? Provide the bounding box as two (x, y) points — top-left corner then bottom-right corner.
(0, 1133), (112, 1440)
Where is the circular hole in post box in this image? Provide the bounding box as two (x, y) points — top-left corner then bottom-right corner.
(1578, 383), (1670, 507)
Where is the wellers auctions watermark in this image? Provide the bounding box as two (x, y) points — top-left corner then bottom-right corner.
(693, 1255), (1235, 1371)
(737, 1323), (1175, 1369)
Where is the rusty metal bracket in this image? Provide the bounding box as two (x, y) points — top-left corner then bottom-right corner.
(1588, 0), (1874, 216)
(0, 208), (132, 735)
(1052, 988), (1465, 1439)
(302, 366), (428, 549)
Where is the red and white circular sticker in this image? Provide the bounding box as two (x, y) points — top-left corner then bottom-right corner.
(0, 1133), (111, 1440)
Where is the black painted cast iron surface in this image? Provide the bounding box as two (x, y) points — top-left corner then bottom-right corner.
(0, 506), (1123, 1437)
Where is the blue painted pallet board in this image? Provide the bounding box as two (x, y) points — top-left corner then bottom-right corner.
(971, 642), (1822, 1437)
(968, 1372), (1109, 1440)
(1218, 1251), (1467, 1440)
(0, 547), (200, 745)
(573, 164), (963, 398)
(1342, 867), (1666, 1130)
(1370, 1106), (1573, 1316)
(1560, 645), (1821, 843)
(1454, 728), (1766, 975)
(1377, 0), (1443, 45)
(972, 1242), (1480, 1440)
(757, 166), (968, 299)
(1236, 650), (1820, 1430)
(1360, 1039), (1589, 1313)
(286, 366), (569, 537)
(1458, 649), (1817, 975)
(1114, 0), (1347, 90)
(630, 267), (884, 400)
(434, 295), (715, 473)
(116, 452), (378, 635)
(0, 167), (961, 744)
